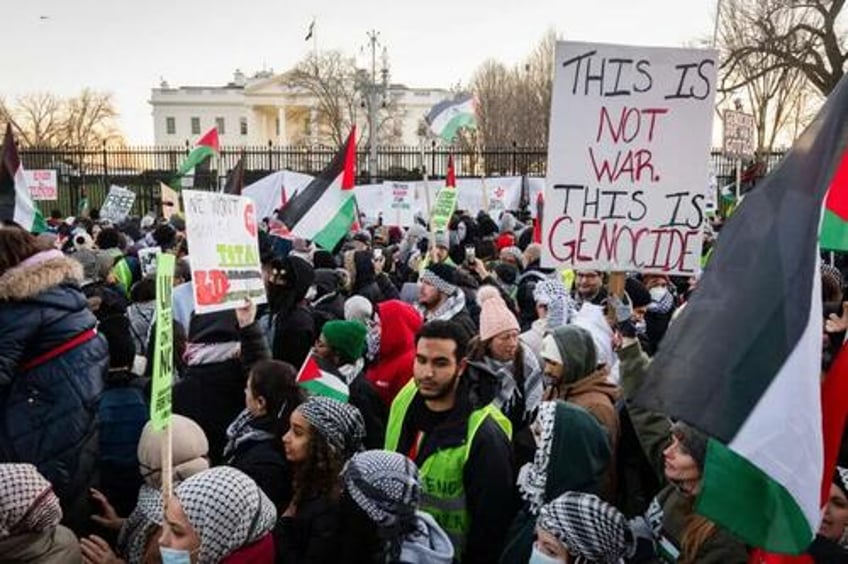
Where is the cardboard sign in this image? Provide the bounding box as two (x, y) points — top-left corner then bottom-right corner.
(388, 182), (416, 227)
(543, 41), (717, 275)
(150, 253), (175, 431)
(723, 110), (756, 159)
(183, 190), (267, 313)
(100, 185), (136, 223)
(24, 170), (57, 200)
(430, 187), (458, 232)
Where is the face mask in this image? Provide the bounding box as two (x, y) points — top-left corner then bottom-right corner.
(529, 543), (566, 564)
(650, 286), (669, 303)
(159, 546), (193, 564)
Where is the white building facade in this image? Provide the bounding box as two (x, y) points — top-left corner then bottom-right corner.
(150, 70), (450, 147)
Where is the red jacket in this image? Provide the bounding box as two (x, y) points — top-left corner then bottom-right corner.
(366, 300), (423, 405)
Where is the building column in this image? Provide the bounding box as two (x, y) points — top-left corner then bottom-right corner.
(277, 107), (288, 145)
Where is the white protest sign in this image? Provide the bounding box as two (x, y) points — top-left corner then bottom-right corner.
(182, 190), (267, 314)
(24, 170), (58, 200)
(543, 41), (717, 275)
(387, 182), (416, 227)
(100, 185), (136, 223)
(722, 110), (756, 159)
(138, 246), (162, 277)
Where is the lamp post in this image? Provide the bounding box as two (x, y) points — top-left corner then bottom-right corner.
(362, 30), (389, 182)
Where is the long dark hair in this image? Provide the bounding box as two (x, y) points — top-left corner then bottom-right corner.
(248, 360), (304, 437)
(292, 422), (344, 505)
(0, 221), (45, 275)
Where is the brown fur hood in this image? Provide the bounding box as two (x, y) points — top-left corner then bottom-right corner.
(0, 251), (84, 301)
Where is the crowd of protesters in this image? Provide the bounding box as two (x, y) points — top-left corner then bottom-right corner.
(1, 205), (847, 563)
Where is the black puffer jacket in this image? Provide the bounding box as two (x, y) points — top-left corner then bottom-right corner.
(0, 251), (107, 533)
(269, 256), (316, 368)
(352, 251), (397, 304)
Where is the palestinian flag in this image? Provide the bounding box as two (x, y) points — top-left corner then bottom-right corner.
(820, 152), (848, 250)
(296, 355), (349, 402)
(223, 157), (245, 195)
(632, 76), (848, 554)
(425, 94), (477, 142)
(277, 127), (356, 250)
(175, 127), (219, 190)
(0, 124), (46, 233)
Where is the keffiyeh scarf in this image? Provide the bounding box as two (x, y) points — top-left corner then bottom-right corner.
(342, 451), (420, 535)
(482, 345), (542, 427)
(222, 409), (276, 461)
(298, 396), (366, 458)
(418, 290), (467, 324)
(517, 402), (557, 515)
(0, 464), (62, 539)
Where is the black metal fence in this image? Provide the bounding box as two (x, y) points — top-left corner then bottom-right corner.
(18, 143), (787, 218)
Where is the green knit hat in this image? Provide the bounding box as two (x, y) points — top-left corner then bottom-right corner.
(322, 320), (367, 363)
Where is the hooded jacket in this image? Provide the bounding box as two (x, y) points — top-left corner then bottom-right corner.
(398, 511), (455, 564)
(389, 363), (516, 564)
(365, 300), (423, 405)
(269, 256), (316, 368)
(312, 268), (346, 333)
(0, 251), (107, 533)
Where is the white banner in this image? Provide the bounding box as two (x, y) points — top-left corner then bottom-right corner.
(183, 190), (267, 314)
(542, 41), (717, 275)
(24, 170), (57, 201)
(100, 185), (136, 223)
(243, 170), (315, 221)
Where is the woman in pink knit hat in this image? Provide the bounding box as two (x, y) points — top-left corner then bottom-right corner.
(467, 285), (543, 465)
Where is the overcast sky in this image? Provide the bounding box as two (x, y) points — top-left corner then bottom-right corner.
(4, 0), (718, 143)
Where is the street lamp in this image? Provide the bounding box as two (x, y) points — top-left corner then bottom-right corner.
(361, 30), (389, 182)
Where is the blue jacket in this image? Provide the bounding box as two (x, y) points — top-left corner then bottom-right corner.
(0, 252), (107, 532)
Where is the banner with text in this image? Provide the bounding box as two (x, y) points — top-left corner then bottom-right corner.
(183, 190), (267, 314)
(150, 253), (175, 431)
(100, 185), (136, 223)
(542, 41), (716, 275)
(24, 170), (58, 201)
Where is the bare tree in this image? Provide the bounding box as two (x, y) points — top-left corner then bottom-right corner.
(720, 0), (847, 97)
(718, 0), (823, 151)
(62, 89), (122, 147)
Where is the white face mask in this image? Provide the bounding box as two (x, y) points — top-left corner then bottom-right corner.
(529, 543), (566, 564)
(159, 546), (193, 564)
(649, 286), (669, 303)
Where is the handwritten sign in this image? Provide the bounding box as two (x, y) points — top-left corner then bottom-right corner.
(100, 185), (136, 223)
(183, 190), (267, 313)
(388, 182), (415, 227)
(430, 187), (458, 233)
(24, 170), (57, 200)
(139, 246), (161, 277)
(542, 41), (717, 275)
(150, 253), (175, 431)
(723, 110), (756, 159)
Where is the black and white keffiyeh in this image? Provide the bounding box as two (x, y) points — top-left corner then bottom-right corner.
(222, 408), (276, 461)
(517, 401), (557, 515)
(299, 396), (366, 458)
(533, 279), (576, 330)
(122, 484), (165, 562)
(419, 268), (458, 296)
(482, 343), (543, 427)
(152, 467), (277, 564)
(0, 463), (62, 539)
(418, 290), (467, 324)
(538, 491), (635, 563)
(342, 451), (420, 534)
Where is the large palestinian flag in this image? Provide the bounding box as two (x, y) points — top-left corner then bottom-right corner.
(0, 124), (46, 233)
(276, 127), (356, 250)
(633, 76), (848, 553)
(175, 127), (219, 189)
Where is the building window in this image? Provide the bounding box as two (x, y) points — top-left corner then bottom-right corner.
(215, 117), (225, 134)
(166, 117), (176, 135)
(240, 117), (248, 136)
(191, 117), (201, 135)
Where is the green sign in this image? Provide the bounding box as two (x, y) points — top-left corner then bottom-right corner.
(150, 253), (175, 430)
(431, 187), (458, 232)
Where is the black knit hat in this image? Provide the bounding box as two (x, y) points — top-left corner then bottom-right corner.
(625, 277), (652, 308)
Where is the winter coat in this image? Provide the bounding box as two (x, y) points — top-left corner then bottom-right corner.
(620, 339), (748, 563)
(274, 493), (340, 564)
(221, 532), (276, 564)
(0, 251), (107, 533)
(351, 251), (392, 305)
(127, 300), (155, 356)
(346, 365), (388, 450)
(269, 256), (317, 368)
(0, 525), (82, 563)
(388, 376), (516, 564)
(365, 300), (423, 405)
(173, 320), (271, 465)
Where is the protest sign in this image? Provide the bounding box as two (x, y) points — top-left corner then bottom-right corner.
(139, 246), (161, 277)
(430, 187), (458, 232)
(100, 185), (136, 223)
(388, 182), (415, 227)
(723, 110), (756, 160)
(159, 182), (180, 220)
(150, 253), (175, 431)
(183, 190), (267, 313)
(543, 41), (717, 275)
(24, 170), (57, 200)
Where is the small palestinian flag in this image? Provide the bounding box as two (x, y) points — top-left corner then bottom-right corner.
(277, 127), (357, 250)
(0, 124), (46, 233)
(175, 127), (219, 190)
(296, 355), (349, 402)
(820, 150), (848, 250)
(633, 75), (848, 553)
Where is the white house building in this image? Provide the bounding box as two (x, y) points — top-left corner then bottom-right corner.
(150, 69), (450, 147)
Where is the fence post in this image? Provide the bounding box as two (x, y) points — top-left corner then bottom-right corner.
(430, 140), (437, 179)
(512, 141), (517, 176)
(102, 141), (109, 192)
(267, 140), (273, 171)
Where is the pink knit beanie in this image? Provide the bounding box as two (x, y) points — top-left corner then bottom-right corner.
(478, 285), (520, 341)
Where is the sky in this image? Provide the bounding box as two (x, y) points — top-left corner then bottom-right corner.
(3, 0), (719, 144)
